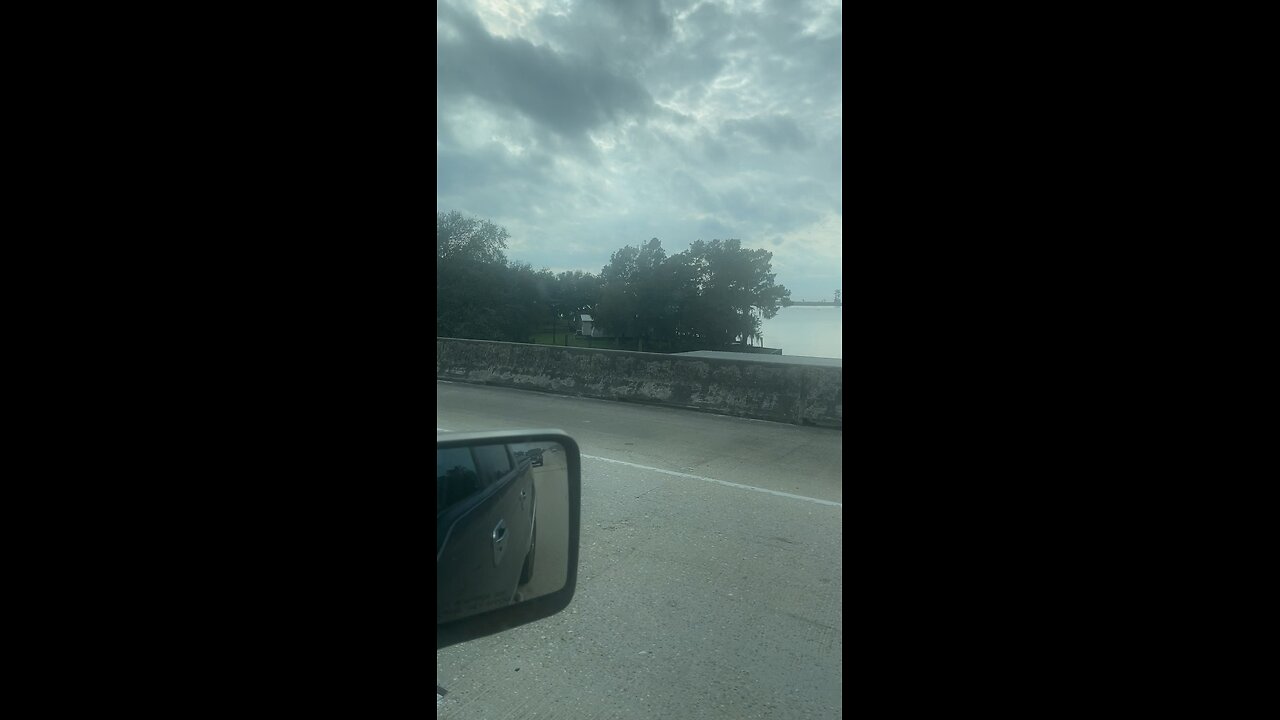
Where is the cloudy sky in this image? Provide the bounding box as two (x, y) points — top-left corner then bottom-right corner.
(437, 0), (842, 302)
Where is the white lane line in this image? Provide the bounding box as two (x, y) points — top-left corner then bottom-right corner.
(436, 426), (840, 507)
(581, 454), (842, 508)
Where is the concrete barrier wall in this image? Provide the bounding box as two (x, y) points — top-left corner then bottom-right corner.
(436, 338), (841, 428)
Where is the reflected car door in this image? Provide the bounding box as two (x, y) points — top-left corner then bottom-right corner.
(437, 444), (535, 622)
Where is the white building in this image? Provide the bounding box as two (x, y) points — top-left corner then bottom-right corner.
(576, 314), (607, 338)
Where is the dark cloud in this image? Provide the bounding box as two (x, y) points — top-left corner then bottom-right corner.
(437, 141), (551, 198)
(535, 0), (675, 69)
(599, 0), (675, 43)
(436, 0), (842, 301)
(437, 2), (655, 140)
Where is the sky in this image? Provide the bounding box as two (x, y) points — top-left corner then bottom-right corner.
(437, 0), (842, 303)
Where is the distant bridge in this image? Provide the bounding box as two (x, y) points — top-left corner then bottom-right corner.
(784, 301), (842, 307)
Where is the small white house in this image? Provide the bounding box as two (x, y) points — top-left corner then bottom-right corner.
(576, 314), (607, 338)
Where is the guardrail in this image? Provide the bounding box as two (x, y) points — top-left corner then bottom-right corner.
(436, 338), (841, 428)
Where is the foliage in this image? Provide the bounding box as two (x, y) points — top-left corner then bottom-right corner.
(595, 237), (789, 351)
(436, 211), (790, 353)
(437, 211), (547, 342)
(437, 210), (509, 265)
(554, 270), (602, 318)
(677, 239), (789, 347)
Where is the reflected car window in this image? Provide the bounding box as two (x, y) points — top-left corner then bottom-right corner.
(437, 447), (479, 516)
(471, 444), (512, 487)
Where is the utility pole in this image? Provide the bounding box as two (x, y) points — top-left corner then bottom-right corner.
(549, 299), (563, 346)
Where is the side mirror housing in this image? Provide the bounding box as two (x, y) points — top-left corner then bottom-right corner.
(437, 429), (581, 649)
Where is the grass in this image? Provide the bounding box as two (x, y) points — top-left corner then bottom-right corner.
(527, 325), (769, 354)
(528, 332), (744, 354)
(528, 331), (630, 350)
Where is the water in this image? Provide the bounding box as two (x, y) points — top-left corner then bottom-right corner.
(757, 306), (843, 359)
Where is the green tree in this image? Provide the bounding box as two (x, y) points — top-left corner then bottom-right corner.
(437, 211), (546, 342)
(596, 238), (674, 351)
(500, 262), (555, 341)
(673, 239), (789, 349)
(632, 238), (670, 352)
(437, 210), (508, 264)
(595, 237), (789, 352)
(595, 244), (640, 344)
(554, 270), (602, 319)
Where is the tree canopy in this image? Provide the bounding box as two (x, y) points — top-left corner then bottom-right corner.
(437, 210), (509, 265)
(594, 237), (789, 351)
(437, 211), (542, 341)
(436, 211), (790, 352)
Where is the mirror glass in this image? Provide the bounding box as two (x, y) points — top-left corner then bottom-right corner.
(437, 440), (571, 624)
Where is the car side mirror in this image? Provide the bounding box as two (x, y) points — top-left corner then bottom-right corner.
(437, 429), (581, 649)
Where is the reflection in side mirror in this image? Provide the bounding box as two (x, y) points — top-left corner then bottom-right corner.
(437, 430), (580, 648)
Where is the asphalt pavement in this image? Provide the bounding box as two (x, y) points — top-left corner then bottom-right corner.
(515, 445), (568, 598)
(437, 381), (843, 719)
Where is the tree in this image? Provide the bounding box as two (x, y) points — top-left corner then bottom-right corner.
(554, 270), (602, 319)
(673, 239), (789, 348)
(595, 244), (640, 344)
(437, 210), (509, 265)
(435, 210), (790, 353)
(437, 211), (542, 342)
(596, 238), (673, 351)
(498, 262), (554, 342)
(632, 238), (670, 352)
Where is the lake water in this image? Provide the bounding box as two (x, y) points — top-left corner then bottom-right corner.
(758, 306), (843, 359)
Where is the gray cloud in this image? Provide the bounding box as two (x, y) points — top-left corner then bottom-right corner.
(437, 0), (842, 300)
(437, 2), (656, 140)
(535, 0), (675, 70)
(668, 170), (717, 213)
(599, 0), (675, 44)
(721, 114), (810, 152)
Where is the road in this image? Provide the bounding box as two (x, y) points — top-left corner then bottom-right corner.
(437, 381), (843, 719)
(511, 443), (569, 599)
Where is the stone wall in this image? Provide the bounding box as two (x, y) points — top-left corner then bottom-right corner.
(436, 338), (841, 428)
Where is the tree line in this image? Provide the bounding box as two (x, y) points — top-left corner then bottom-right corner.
(437, 211), (790, 352)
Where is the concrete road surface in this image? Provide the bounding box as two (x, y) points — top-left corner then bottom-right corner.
(437, 381), (842, 719)
(510, 444), (569, 599)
